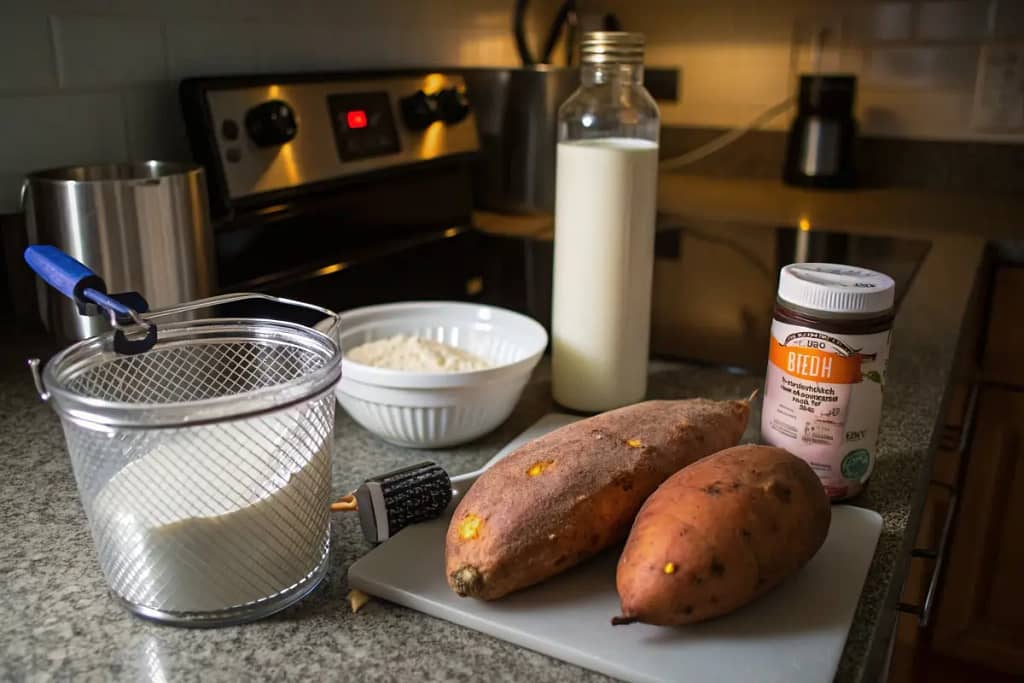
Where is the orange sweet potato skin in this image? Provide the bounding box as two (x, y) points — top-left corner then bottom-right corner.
(615, 444), (830, 625)
(445, 398), (751, 600)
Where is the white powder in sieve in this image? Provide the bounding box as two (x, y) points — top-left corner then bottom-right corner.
(90, 414), (330, 613)
(346, 334), (492, 372)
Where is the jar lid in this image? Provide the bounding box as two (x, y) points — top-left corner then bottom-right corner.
(580, 32), (644, 65)
(778, 263), (895, 315)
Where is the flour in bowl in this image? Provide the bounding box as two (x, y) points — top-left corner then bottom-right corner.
(347, 334), (492, 372)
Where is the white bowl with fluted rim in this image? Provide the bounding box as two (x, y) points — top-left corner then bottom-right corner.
(334, 301), (548, 448)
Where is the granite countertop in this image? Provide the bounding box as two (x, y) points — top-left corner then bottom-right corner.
(0, 227), (991, 681)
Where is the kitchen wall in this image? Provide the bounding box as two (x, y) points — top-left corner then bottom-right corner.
(5, 0), (1020, 214)
(0, 0), (532, 213)
(583, 0), (1024, 143)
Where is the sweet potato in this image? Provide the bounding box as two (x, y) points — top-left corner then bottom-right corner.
(445, 397), (752, 600)
(613, 444), (830, 626)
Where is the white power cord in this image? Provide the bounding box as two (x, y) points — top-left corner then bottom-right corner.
(658, 96), (795, 170)
(659, 25), (833, 171)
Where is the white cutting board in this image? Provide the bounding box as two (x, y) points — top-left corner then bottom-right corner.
(348, 415), (883, 683)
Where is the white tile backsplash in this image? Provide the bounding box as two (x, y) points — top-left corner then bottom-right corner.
(472, 9), (512, 32)
(599, 0), (1024, 142)
(972, 42), (1024, 129)
(342, 26), (403, 67)
(473, 30), (519, 67)
(0, 15), (57, 92)
(0, 172), (28, 216)
(164, 20), (265, 79)
(0, 0), (525, 214)
(860, 2), (915, 42)
(53, 15), (167, 87)
(866, 45), (979, 89)
(992, 0), (1024, 37)
(917, 0), (992, 40)
(254, 23), (356, 71)
(0, 0), (1020, 215)
(860, 87), (975, 137)
(0, 92), (127, 183)
(120, 85), (190, 161)
(413, 28), (465, 67)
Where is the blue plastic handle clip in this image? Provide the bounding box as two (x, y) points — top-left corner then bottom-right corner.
(24, 245), (155, 354)
(24, 245), (103, 302)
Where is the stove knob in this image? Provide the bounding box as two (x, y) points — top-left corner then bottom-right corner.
(400, 90), (439, 131)
(245, 100), (298, 147)
(436, 87), (470, 124)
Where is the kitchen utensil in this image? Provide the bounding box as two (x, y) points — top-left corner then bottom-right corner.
(333, 416), (569, 542)
(348, 414), (883, 683)
(335, 301), (547, 448)
(513, 0), (578, 67)
(26, 246), (342, 627)
(331, 461), (453, 543)
(783, 75), (858, 188)
(22, 162), (215, 340)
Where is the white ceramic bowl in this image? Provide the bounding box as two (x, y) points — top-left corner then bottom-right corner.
(335, 301), (548, 448)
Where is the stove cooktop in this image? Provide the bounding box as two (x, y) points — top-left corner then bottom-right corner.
(649, 221), (930, 371)
(483, 220), (931, 373)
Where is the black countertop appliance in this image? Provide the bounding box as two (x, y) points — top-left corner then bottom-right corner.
(783, 74), (858, 189)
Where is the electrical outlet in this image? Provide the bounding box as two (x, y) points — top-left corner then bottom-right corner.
(644, 67), (680, 102)
(972, 43), (1024, 132)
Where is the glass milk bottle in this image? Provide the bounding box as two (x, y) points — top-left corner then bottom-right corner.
(551, 32), (660, 412)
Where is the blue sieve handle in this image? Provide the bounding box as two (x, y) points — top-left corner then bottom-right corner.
(24, 245), (100, 299)
(25, 244), (156, 355)
(23, 245), (134, 317)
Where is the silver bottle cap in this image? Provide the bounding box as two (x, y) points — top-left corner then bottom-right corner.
(580, 31), (645, 65)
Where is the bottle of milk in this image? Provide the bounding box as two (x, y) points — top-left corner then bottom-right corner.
(551, 31), (660, 412)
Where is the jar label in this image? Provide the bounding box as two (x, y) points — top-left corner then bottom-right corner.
(761, 320), (891, 500)
(768, 335), (864, 383)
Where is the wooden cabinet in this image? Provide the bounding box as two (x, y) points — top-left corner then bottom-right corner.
(887, 389), (964, 683)
(888, 264), (1024, 682)
(981, 267), (1024, 387)
(931, 387), (1024, 674)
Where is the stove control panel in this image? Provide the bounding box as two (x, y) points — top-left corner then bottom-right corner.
(186, 72), (478, 205)
(327, 91), (400, 161)
(400, 89), (439, 131)
(245, 100), (298, 147)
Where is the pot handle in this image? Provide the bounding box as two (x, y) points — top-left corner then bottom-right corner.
(27, 358), (49, 402)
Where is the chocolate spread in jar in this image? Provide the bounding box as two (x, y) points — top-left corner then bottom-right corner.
(761, 263), (895, 501)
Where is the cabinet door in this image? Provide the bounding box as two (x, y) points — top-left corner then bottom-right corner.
(982, 267), (1024, 386)
(932, 387), (1024, 674)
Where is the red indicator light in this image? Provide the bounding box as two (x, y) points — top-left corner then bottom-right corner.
(347, 110), (368, 129)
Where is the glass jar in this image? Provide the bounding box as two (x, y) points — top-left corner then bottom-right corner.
(551, 31), (660, 412)
(761, 263), (895, 500)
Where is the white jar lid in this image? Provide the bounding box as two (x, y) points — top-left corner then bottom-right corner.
(778, 263), (895, 315)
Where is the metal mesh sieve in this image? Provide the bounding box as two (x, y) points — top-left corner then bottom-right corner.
(33, 295), (343, 626)
(64, 339), (328, 404)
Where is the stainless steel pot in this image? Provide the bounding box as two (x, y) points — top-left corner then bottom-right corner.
(22, 161), (215, 340)
(462, 67), (578, 214)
